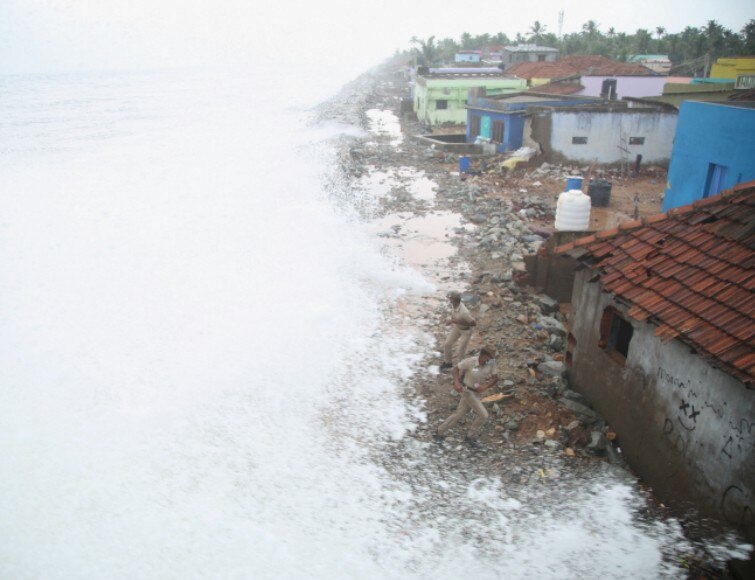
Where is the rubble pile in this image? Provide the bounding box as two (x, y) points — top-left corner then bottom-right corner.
(317, 72), (640, 465)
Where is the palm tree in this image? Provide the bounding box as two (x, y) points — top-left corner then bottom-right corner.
(655, 26), (666, 39)
(411, 36), (439, 66)
(582, 20), (600, 38)
(529, 20), (547, 43)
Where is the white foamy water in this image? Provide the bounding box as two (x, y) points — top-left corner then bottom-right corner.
(0, 65), (748, 578)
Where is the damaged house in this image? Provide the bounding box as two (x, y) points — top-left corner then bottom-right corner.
(464, 91), (603, 153)
(556, 182), (755, 538)
(465, 91), (677, 165)
(528, 101), (677, 165)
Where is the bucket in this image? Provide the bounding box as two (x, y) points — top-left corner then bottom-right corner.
(459, 156), (471, 173)
(555, 189), (591, 231)
(588, 178), (612, 207)
(565, 176), (583, 191)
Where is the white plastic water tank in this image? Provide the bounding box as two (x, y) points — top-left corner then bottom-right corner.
(555, 189), (591, 231)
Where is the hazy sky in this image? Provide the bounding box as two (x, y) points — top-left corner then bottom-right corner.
(0, 0), (752, 74)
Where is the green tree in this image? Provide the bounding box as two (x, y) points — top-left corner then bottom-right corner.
(634, 29), (653, 54)
(529, 20), (547, 43)
(410, 36), (439, 66)
(743, 20), (755, 54)
(582, 20), (600, 38)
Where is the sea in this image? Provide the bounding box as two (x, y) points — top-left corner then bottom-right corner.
(0, 63), (749, 578)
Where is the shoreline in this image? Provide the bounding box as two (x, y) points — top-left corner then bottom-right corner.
(318, 61), (749, 574)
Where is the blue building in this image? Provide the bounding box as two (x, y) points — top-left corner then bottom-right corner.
(454, 50), (482, 63)
(663, 101), (755, 211)
(465, 92), (602, 153)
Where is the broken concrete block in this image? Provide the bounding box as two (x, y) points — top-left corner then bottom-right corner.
(559, 398), (602, 422)
(537, 360), (566, 377)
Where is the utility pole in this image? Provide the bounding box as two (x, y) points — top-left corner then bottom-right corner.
(558, 10), (564, 39)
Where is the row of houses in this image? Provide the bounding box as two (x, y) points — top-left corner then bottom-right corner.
(457, 43), (755, 86)
(413, 56), (755, 130)
(410, 56), (755, 202)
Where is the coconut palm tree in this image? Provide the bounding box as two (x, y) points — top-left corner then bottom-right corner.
(582, 20), (600, 38)
(529, 20), (548, 43)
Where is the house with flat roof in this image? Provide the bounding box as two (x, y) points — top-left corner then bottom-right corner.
(464, 91), (602, 152)
(501, 44), (559, 67)
(663, 101), (755, 211)
(528, 102), (677, 165)
(455, 50), (482, 64)
(710, 57), (755, 81)
(557, 182), (755, 539)
(413, 71), (526, 127)
(628, 54), (672, 75)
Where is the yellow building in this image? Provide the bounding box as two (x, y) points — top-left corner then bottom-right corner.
(710, 57), (755, 80)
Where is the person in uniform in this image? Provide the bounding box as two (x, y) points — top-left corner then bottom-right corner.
(435, 346), (498, 448)
(440, 290), (476, 372)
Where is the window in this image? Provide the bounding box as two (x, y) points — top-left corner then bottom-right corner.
(572, 136), (588, 145)
(629, 137), (645, 145)
(704, 163), (728, 198)
(492, 120), (505, 144)
(436, 100), (448, 110)
(599, 307), (634, 363)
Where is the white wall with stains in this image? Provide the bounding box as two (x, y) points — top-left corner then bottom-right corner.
(548, 110), (677, 164)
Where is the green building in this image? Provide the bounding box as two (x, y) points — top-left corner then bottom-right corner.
(414, 71), (526, 127)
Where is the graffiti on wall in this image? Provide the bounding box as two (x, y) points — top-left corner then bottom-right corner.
(657, 367), (753, 528)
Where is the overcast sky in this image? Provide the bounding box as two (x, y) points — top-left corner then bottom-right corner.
(0, 0), (752, 74)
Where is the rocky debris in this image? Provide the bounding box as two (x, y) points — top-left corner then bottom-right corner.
(322, 63), (643, 466)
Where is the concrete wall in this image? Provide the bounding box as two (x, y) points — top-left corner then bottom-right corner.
(532, 109), (677, 165)
(568, 270), (755, 538)
(662, 102), (755, 210)
(577, 76), (667, 99)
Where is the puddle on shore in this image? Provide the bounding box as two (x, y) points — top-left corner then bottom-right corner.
(371, 211), (474, 268)
(365, 108), (403, 146)
(357, 166), (437, 203)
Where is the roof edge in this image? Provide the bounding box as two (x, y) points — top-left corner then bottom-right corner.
(555, 179), (755, 255)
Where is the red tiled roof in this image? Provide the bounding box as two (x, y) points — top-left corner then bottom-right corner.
(556, 182), (755, 385)
(506, 61), (579, 79)
(507, 56), (656, 80)
(560, 55), (656, 76)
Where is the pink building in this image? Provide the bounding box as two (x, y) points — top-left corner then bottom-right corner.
(576, 75), (668, 99)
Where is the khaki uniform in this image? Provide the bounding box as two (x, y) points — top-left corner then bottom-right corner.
(437, 356), (496, 438)
(443, 301), (474, 365)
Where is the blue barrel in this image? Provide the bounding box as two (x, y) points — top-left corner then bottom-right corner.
(565, 176), (583, 191)
(459, 156), (471, 173)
